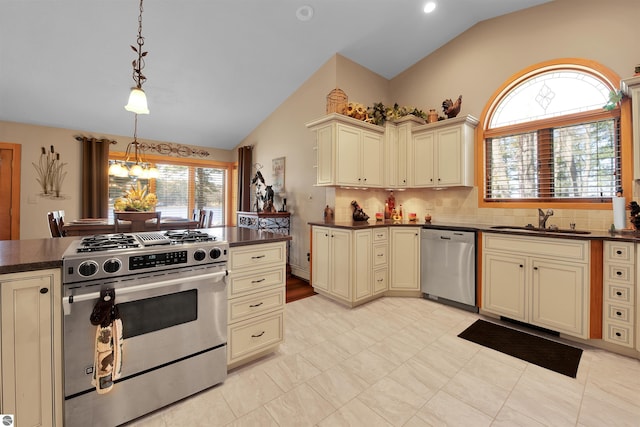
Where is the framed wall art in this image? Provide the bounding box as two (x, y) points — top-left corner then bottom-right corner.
(272, 157), (285, 193)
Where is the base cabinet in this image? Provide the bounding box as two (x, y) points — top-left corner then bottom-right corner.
(312, 226), (387, 306)
(602, 241), (636, 348)
(482, 233), (590, 339)
(389, 227), (421, 293)
(227, 242), (286, 369)
(0, 269), (63, 427)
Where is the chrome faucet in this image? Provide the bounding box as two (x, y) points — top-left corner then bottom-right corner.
(538, 208), (554, 229)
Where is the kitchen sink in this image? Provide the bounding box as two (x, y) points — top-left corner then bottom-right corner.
(489, 225), (591, 235)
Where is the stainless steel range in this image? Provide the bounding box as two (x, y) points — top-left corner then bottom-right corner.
(62, 230), (229, 427)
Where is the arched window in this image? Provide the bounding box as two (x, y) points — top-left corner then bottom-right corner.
(482, 60), (623, 204)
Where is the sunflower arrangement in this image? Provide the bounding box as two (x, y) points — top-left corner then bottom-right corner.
(114, 182), (158, 212)
(342, 102), (369, 121)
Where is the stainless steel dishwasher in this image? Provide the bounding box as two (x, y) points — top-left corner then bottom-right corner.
(420, 228), (478, 312)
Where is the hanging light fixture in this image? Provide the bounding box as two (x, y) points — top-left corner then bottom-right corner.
(124, 0), (150, 114)
(108, 114), (159, 178)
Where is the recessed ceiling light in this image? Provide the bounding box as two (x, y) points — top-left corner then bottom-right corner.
(423, 2), (436, 14)
(296, 5), (314, 22)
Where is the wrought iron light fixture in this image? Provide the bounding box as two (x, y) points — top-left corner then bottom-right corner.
(124, 0), (149, 114)
(108, 114), (159, 178)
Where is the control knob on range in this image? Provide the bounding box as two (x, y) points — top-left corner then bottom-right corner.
(193, 249), (207, 261)
(78, 260), (99, 277)
(210, 247), (222, 259)
(103, 258), (122, 274)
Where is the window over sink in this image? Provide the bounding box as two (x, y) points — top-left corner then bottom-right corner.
(480, 59), (626, 207)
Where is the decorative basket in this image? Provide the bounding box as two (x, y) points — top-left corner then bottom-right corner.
(326, 88), (348, 114)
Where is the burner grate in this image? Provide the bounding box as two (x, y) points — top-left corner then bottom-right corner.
(77, 234), (140, 252)
(164, 230), (216, 243)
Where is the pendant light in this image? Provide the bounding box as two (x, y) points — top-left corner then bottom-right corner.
(108, 114), (159, 178)
(124, 0), (149, 114)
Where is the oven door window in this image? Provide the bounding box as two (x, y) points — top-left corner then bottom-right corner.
(118, 289), (197, 339)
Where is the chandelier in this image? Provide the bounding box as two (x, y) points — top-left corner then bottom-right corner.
(124, 0), (149, 114)
(108, 114), (159, 178)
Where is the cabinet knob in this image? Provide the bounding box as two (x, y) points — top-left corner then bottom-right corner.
(616, 311), (622, 316)
(533, 266), (538, 270)
(519, 264), (524, 268)
(616, 271), (622, 276)
(616, 291), (623, 296)
(616, 250), (622, 255)
(40, 287), (49, 294)
(615, 332), (622, 337)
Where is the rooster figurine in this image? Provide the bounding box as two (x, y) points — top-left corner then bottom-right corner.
(442, 95), (462, 118)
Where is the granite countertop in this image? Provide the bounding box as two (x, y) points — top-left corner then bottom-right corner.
(309, 220), (640, 242)
(0, 227), (292, 275)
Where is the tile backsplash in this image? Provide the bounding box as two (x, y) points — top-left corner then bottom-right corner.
(333, 187), (624, 232)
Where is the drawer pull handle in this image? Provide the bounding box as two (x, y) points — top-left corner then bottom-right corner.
(615, 332), (622, 337)
(616, 311), (622, 316)
(519, 265), (524, 268)
(377, 278), (383, 282)
(616, 271), (622, 276)
(377, 254), (384, 257)
(249, 302), (264, 308)
(251, 278), (266, 283)
(616, 250), (622, 255)
(251, 255), (266, 259)
(616, 291), (623, 296)
(251, 331), (265, 338)
(40, 287), (49, 294)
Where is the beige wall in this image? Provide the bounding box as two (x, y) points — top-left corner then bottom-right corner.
(237, 0), (640, 280)
(0, 120), (233, 239)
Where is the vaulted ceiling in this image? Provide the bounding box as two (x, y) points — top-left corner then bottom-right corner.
(0, 0), (551, 150)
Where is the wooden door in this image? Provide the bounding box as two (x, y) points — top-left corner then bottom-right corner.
(0, 143), (21, 240)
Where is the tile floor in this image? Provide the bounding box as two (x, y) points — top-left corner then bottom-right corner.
(129, 295), (640, 426)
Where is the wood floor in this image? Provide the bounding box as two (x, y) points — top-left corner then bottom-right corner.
(285, 275), (316, 303)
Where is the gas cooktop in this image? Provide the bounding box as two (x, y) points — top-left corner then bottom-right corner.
(71, 230), (218, 253)
(62, 230), (229, 284)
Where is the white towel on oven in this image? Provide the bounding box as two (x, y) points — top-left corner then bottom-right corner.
(91, 318), (123, 394)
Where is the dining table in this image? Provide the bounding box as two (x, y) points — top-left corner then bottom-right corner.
(62, 217), (200, 236)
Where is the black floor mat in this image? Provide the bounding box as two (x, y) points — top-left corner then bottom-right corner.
(458, 319), (583, 378)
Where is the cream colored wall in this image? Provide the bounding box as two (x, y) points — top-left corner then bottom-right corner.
(237, 0), (640, 280)
(235, 55), (390, 279)
(0, 120), (233, 240)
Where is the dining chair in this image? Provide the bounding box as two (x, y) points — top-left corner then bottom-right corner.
(47, 212), (62, 237)
(114, 211), (161, 232)
(201, 210), (213, 228)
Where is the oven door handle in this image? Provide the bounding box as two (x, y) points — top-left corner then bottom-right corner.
(62, 269), (228, 316)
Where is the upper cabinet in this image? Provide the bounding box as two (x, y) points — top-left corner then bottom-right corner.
(307, 113), (385, 188)
(622, 76), (640, 180)
(307, 113), (478, 189)
(411, 115), (478, 188)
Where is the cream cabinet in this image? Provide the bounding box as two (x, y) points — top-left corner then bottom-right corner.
(0, 269), (63, 427)
(372, 228), (389, 295)
(602, 241), (636, 348)
(621, 76), (640, 180)
(307, 113), (385, 188)
(411, 115), (478, 188)
(389, 227), (421, 293)
(312, 226), (382, 306)
(482, 233), (590, 339)
(227, 242), (286, 368)
(385, 116), (426, 188)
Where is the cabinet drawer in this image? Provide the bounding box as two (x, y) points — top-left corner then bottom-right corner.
(605, 242), (634, 263)
(605, 284), (634, 304)
(229, 266), (285, 297)
(604, 264), (634, 284)
(229, 288), (285, 323)
(605, 302), (634, 324)
(603, 322), (634, 348)
(230, 242), (286, 270)
(373, 228), (388, 242)
(373, 244), (388, 267)
(228, 311), (284, 362)
(373, 268), (388, 294)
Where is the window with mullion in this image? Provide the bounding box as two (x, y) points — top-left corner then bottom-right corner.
(486, 118), (620, 201)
